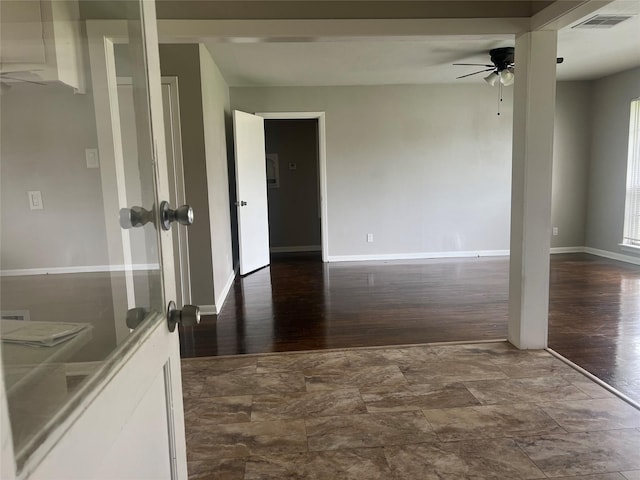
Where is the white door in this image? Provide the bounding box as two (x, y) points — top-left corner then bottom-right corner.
(0, 2), (188, 478)
(233, 110), (271, 275)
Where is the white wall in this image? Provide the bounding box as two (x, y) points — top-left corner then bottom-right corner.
(0, 83), (108, 270)
(199, 45), (235, 309)
(232, 84), (514, 259)
(551, 81), (591, 249)
(585, 67), (640, 255)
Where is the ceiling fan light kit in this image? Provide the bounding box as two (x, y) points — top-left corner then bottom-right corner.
(499, 69), (515, 86)
(484, 71), (499, 86)
(454, 46), (563, 115)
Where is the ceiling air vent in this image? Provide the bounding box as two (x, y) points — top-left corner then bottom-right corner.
(573, 14), (634, 28)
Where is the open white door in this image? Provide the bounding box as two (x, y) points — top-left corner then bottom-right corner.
(0, 2), (189, 478)
(233, 110), (271, 275)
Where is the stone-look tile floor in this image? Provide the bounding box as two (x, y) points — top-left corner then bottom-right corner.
(181, 342), (640, 480)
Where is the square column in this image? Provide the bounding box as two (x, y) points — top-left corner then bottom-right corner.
(509, 30), (558, 349)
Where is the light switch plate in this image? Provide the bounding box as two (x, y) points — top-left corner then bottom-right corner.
(28, 191), (43, 210)
(86, 148), (100, 168)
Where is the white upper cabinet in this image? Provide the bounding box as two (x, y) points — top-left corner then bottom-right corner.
(0, 0), (86, 92)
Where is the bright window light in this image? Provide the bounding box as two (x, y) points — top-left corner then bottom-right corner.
(623, 98), (640, 246)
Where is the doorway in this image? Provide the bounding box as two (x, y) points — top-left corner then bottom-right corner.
(264, 119), (321, 256)
(258, 112), (329, 262)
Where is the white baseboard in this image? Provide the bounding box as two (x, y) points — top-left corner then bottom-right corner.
(214, 270), (236, 314)
(550, 246), (585, 254)
(270, 245), (322, 253)
(327, 249), (510, 263)
(0, 264), (161, 277)
(584, 246), (640, 266)
(198, 305), (217, 315)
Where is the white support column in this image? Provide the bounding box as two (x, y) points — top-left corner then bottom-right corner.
(508, 30), (558, 349)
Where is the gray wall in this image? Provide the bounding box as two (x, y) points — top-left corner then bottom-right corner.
(551, 81), (591, 249)
(0, 83), (107, 270)
(585, 67), (640, 255)
(160, 44), (216, 306)
(199, 45), (235, 307)
(265, 119), (321, 249)
(232, 84), (514, 258)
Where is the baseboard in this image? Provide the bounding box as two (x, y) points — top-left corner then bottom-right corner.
(550, 246), (585, 254)
(198, 304), (217, 315)
(0, 264), (161, 277)
(327, 250), (510, 263)
(213, 270), (236, 315)
(270, 245), (322, 253)
(584, 246), (640, 266)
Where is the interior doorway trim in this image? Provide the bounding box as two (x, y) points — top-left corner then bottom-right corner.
(256, 112), (329, 262)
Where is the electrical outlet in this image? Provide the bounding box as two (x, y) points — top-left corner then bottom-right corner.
(552, 227), (559, 236)
(367, 233), (374, 243)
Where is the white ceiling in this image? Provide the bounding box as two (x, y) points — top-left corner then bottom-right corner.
(206, 0), (640, 86)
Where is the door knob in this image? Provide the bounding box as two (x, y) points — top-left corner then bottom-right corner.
(126, 307), (148, 329)
(160, 201), (194, 231)
(167, 300), (200, 332)
(119, 206), (154, 229)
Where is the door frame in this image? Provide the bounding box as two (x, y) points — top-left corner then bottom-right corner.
(162, 76), (192, 306)
(256, 112), (329, 263)
(115, 76), (191, 307)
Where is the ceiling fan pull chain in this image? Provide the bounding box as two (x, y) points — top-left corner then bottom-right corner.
(497, 81), (502, 116)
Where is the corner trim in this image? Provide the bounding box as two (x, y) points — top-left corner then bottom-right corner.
(327, 250), (510, 262)
(546, 347), (640, 411)
(214, 270), (237, 314)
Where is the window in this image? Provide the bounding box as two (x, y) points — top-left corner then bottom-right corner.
(623, 98), (640, 246)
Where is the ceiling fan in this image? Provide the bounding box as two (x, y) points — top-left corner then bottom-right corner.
(453, 47), (564, 86)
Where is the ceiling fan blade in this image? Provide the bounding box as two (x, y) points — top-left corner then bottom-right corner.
(452, 63), (494, 67)
(0, 75), (46, 85)
(455, 68), (495, 79)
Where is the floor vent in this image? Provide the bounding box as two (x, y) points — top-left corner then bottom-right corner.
(573, 14), (634, 28)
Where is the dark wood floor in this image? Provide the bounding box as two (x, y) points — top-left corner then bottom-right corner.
(179, 253), (640, 402)
(548, 254), (640, 401)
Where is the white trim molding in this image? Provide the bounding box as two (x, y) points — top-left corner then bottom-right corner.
(213, 271), (237, 315)
(584, 247), (640, 266)
(0, 264), (161, 277)
(327, 250), (510, 263)
(270, 245), (321, 253)
(256, 111), (329, 263)
(550, 246), (585, 254)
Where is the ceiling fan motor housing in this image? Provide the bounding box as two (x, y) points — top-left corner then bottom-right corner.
(489, 47), (514, 71)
